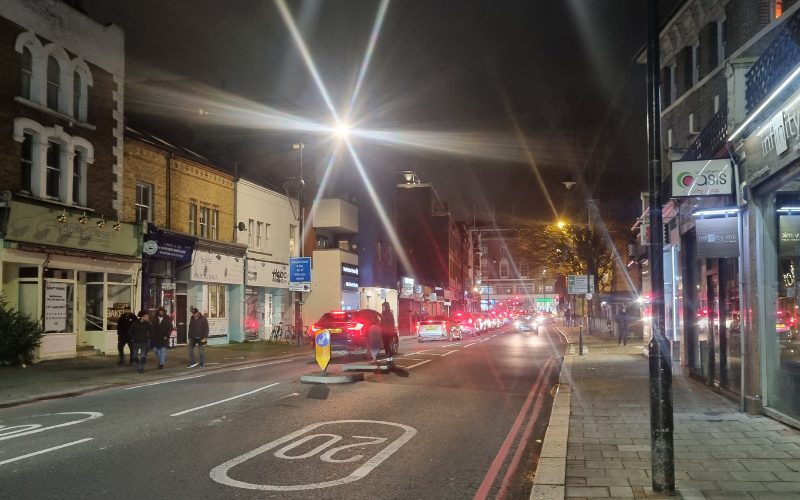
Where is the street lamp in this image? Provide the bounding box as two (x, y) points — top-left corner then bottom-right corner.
(291, 140), (305, 346)
(333, 120), (351, 139)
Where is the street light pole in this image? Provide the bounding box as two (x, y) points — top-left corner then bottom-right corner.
(646, 0), (675, 493)
(292, 140), (305, 346)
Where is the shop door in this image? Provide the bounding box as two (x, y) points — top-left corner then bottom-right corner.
(707, 273), (721, 388)
(176, 294), (187, 344)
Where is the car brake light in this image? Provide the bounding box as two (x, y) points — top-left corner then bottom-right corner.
(351, 322), (364, 331)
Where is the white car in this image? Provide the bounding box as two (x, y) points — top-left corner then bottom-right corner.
(417, 316), (462, 342)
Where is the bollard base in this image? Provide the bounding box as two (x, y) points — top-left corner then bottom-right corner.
(300, 371), (364, 384)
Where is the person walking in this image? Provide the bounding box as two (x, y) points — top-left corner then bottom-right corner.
(615, 306), (630, 346)
(116, 306), (137, 365)
(188, 307), (209, 368)
(130, 311), (152, 373)
(381, 301), (397, 363)
(151, 307), (172, 369)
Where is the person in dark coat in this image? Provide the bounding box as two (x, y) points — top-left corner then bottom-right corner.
(116, 306), (137, 365)
(187, 307), (209, 367)
(615, 307), (630, 346)
(130, 311), (152, 373)
(381, 302), (397, 362)
(151, 307), (173, 369)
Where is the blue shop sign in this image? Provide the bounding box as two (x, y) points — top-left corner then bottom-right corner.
(143, 225), (195, 262)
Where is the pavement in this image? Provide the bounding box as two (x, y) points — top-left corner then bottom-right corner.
(0, 327), (566, 499)
(529, 324), (800, 500)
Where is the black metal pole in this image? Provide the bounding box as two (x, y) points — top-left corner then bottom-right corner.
(295, 140), (304, 346)
(646, 0), (675, 493)
(579, 324), (583, 356)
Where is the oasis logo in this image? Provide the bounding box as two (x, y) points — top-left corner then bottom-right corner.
(677, 171), (727, 188)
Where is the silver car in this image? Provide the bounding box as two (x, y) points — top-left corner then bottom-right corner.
(417, 316), (462, 342)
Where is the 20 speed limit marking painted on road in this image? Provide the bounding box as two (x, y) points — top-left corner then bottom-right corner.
(210, 420), (416, 491)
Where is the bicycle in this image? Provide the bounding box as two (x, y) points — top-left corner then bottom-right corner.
(269, 323), (290, 342)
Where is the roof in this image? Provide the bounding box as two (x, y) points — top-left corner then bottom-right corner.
(125, 126), (233, 176)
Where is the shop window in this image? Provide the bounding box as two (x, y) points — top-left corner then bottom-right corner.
(189, 203), (197, 235)
(44, 281), (73, 333)
(85, 281), (104, 332)
(208, 284), (226, 319)
(21, 46), (32, 100)
(44, 268), (73, 279)
(136, 182), (153, 224)
(46, 141), (62, 199)
(21, 133), (33, 193)
(107, 281), (132, 331)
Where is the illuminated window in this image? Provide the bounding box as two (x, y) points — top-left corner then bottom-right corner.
(775, 0), (783, 19)
(189, 203), (197, 235)
(207, 284), (226, 319)
(135, 182), (152, 223)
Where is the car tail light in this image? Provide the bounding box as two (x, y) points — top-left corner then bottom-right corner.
(468, 318), (473, 325)
(310, 324), (323, 334)
(348, 322), (365, 335)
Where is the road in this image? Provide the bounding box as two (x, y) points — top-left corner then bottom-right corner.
(0, 326), (566, 499)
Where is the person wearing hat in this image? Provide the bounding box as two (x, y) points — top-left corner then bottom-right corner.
(187, 307), (209, 367)
(130, 311), (153, 373)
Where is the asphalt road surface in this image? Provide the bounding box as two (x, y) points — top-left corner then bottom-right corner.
(0, 326), (566, 500)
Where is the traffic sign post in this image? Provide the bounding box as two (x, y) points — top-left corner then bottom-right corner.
(315, 331), (331, 372)
(289, 257), (312, 292)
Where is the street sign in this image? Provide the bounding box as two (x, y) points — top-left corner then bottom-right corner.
(567, 275), (588, 294)
(315, 331), (331, 371)
(289, 257), (311, 282)
(289, 282), (311, 292)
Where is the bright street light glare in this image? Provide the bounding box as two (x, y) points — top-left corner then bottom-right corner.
(333, 121), (352, 138)
(556, 220), (566, 229)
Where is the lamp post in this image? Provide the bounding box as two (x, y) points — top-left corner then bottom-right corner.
(292, 140), (304, 346)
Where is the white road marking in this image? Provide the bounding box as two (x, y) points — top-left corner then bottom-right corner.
(0, 438), (93, 466)
(234, 359), (293, 371)
(463, 342), (478, 348)
(0, 412), (102, 442)
(405, 360), (432, 369)
(440, 350), (458, 357)
(171, 383), (280, 417)
(210, 420), (416, 491)
(275, 392), (300, 401)
(125, 374), (207, 390)
(395, 358), (424, 361)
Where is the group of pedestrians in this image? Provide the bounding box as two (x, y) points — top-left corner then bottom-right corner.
(116, 306), (209, 373)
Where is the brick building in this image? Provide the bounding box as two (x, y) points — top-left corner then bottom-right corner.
(0, 0), (136, 359)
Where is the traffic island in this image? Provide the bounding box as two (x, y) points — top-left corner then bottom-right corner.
(300, 371), (364, 384)
(342, 362), (392, 373)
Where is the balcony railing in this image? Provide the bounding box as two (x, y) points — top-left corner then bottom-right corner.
(746, 10), (800, 113)
(681, 108), (728, 162)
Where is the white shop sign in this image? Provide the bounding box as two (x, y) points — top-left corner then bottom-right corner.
(45, 282), (67, 332)
(248, 260), (289, 289)
(191, 250), (244, 285)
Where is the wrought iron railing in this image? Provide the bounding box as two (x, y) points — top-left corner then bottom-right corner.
(746, 10), (800, 113)
(681, 108), (728, 161)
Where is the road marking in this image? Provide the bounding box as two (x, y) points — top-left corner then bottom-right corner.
(395, 358), (424, 361)
(125, 374), (207, 390)
(440, 350), (458, 357)
(0, 438), (93, 466)
(463, 342), (478, 348)
(405, 360), (432, 369)
(171, 383), (280, 417)
(0, 412), (102, 442)
(474, 358), (556, 500)
(234, 359), (294, 371)
(275, 392), (300, 401)
(210, 420), (416, 491)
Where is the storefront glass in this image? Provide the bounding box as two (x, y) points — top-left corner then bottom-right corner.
(245, 286), (259, 338)
(44, 268), (74, 334)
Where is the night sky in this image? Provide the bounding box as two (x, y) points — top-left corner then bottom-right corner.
(82, 0), (680, 223)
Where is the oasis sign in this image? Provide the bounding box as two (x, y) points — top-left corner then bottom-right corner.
(671, 160), (732, 197)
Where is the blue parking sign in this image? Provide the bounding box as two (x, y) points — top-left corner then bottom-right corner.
(289, 257), (311, 283)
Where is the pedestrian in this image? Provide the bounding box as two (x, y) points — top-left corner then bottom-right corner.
(116, 306), (137, 365)
(130, 311), (152, 373)
(151, 307), (172, 369)
(381, 301), (397, 363)
(187, 307), (209, 368)
(616, 306), (630, 346)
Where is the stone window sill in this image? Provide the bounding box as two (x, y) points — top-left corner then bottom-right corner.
(15, 97), (96, 131)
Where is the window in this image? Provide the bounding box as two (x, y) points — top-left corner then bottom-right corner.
(289, 224), (297, 255)
(718, 19), (727, 64)
(46, 56), (60, 110)
(775, 0), (783, 19)
(72, 150), (83, 205)
(264, 223), (270, 249)
(713, 94), (720, 114)
(21, 133), (33, 193)
(73, 73), (82, 120)
(499, 260), (509, 278)
(689, 113), (697, 134)
(208, 284), (226, 319)
(521, 264), (530, 277)
(21, 47), (32, 100)
(46, 141), (61, 199)
(376, 241), (383, 263)
(199, 207), (209, 238)
(210, 209), (218, 239)
(248, 219), (255, 247)
(256, 221), (263, 249)
(135, 182), (153, 224)
(189, 203), (197, 235)
(691, 44), (700, 85)
(667, 128), (673, 148)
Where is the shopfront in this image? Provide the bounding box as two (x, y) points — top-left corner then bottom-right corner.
(238, 259), (289, 341)
(743, 89), (800, 422)
(183, 244), (246, 346)
(0, 200), (140, 359)
(141, 224), (196, 343)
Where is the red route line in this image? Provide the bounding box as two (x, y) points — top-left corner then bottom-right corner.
(472, 357), (556, 500)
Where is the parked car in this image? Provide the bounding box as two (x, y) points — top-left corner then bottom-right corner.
(310, 309), (399, 355)
(450, 311), (478, 336)
(417, 315), (462, 342)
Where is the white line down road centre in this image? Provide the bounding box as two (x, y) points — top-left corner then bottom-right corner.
(210, 420), (417, 491)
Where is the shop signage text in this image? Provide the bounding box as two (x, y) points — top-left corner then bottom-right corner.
(696, 216), (739, 259)
(341, 264), (359, 277)
(247, 260), (289, 289)
(671, 160), (732, 197)
(744, 89), (800, 187)
(143, 227), (195, 262)
(44, 282), (68, 332)
(190, 250), (244, 285)
(342, 277), (359, 291)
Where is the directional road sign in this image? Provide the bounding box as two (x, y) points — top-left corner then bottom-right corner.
(315, 331), (331, 371)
